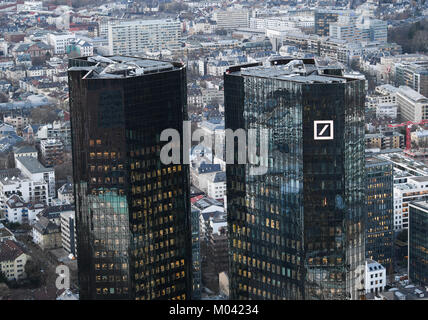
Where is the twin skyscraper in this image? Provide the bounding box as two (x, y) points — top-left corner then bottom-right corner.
(68, 55), (366, 300)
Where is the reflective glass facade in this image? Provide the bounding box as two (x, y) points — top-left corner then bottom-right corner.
(68, 56), (192, 300)
(191, 208), (202, 299)
(365, 157), (394, 270)
(225, 59), (366, 300)
(409, 201), (428, 286)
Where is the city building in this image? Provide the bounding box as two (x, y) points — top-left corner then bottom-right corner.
(411, 129), (428, 148)
(396, 86), (428, 123)
(377, 152), (428, 178)
(32, 216), (62, 250)
(0, 240), (28, 281)
(37, 121), (71, 148)
(408, 201), (428, 287)
(3, 114), (29, 132)
(66, 39), (94, 57)
(4, 194), (45, 224)
(206, 171), (226, 200)
(0, 224), (15, 242)
(375, 103), (398, 120)
(315, 9), (341, 36)
(395, 61), (428, 98)
(107, 19), (181, 56)
(206, 221), (228, 293)
(47, 33), (76, 55)
(364, 259), (386, 295)
(225, 58), (366, 300)
(0, 173), (50, 209)
(394, 176), (428, 231)
(61, 209), (77, 257)
(57, 182), (74, 204)
(365, 132), (405, 150)
(40, 138), (64, 167)
(365, 157), (394, 270)
(68, 55), (192, 300)
(13, 145), (38, 160)
(314, 9), (354, 36)
(15, 156), (56, 199)
(215, 10), (249, 30)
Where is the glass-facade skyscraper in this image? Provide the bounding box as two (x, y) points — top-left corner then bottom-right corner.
(68, 56), (192, 300)
(224, 58), (366, 300)
(365, 157), (394, 271)
(408, 201), (428, 286)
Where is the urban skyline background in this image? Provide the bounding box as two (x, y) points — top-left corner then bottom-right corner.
(0, 0), (427, 301)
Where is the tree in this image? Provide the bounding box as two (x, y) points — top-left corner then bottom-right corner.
(54, 159), (73, 182)
(0, 271), (7, 284)
(30, 105), (60, 124)
(24, 259), (44, 288)
(0, 93), (8, 103)
(0, 282), (10, 299)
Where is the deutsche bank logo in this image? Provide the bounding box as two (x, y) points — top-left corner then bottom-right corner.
(314, 120), (334, 140)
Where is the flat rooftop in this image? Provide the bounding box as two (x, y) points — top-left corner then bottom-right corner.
(398, 86), (428, 103)
(409, 200), (428, 213)
(68, 56), (180, 79)
(408, 176), (428, 183)
(17, 156), (53, 174)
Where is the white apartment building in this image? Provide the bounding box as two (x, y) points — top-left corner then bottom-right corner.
(206, 172), (226, 200)
(37, 121), (71, 147)
(215, 10), (249, 30)
(108, 19), (181, 56)
(394, 176), (428, 231)
(4, 194), (45, 224)
(396, 85), (428, 122)
(249, 16), (312, 30)
(0, 175), (50, 211)
(47, 33), (76, 55)
(365, 259), (386, 294)
(15, 156), (56, 199)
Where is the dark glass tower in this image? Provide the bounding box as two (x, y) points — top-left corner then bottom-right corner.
(365, 157), (394, 271)
(68, 56), (192, 300)
(225, 58), (366, 300)
(408, 201), (428, 286)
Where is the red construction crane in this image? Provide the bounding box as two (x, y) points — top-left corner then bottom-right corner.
(388, 120), (428, 150)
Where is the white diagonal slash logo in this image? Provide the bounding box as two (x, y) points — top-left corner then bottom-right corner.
(314, 120), (334, 140)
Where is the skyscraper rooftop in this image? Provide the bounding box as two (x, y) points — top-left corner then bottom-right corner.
(68, 55), (179, 79)
(227, 58), (359, 84)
